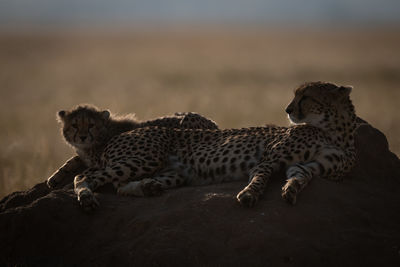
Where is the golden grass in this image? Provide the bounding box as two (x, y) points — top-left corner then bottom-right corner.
(0, 28), (399, 197)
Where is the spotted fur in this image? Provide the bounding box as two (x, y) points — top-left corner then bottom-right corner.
(47, 104), (218, 188)
(72, 82), (357, 211)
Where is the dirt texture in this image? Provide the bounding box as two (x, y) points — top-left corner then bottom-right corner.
(1, 120), (400, 267)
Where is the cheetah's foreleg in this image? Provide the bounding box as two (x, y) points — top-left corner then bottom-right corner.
(117, 169), (185, 196)
(282, 147), (352, 204)
(281, 163), (313, 205)
(74, 165), (131, 211)
(236, 160), (280, 208)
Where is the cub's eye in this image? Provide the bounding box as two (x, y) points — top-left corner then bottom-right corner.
(88, 123), (95, 129)
(298, 96), (308, 106)
(72, 123), (78, 128)
(309, 97), (323, 105)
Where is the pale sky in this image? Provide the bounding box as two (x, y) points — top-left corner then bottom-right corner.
(0, 0), (399, 28)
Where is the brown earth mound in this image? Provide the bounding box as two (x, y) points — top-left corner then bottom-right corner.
(1, 120), (400, 267)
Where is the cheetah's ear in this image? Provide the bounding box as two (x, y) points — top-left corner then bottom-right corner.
(57, 110), (67, 122)
(101, 110), (110, 120)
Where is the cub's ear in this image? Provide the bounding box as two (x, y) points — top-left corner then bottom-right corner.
(57, 110), (67, 122)
(339, 85), (352, 95)
(332, 85), (352, 98)
(101, 110), (110, 120)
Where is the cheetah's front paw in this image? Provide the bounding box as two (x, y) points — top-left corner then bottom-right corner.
(78, 190), (99, 211)
(141, 179), (164, 196)
(281, 178), (300, 205)
(236, 189), (258, 208)
(117, 179), (164, 197)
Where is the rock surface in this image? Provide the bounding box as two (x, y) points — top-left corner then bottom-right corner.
(1, 121), (400, 266)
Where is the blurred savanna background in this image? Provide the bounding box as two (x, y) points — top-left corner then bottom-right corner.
(0, 0), (399, 197)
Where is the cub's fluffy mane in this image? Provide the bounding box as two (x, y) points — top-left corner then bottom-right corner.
(60, 104), (139, 123)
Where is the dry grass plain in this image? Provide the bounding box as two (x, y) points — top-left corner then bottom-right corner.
(0, 28), (399, 197)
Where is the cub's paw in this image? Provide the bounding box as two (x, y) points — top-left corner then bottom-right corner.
(78, 190), (99, 212)
(47, 171), (69, 189)
(281, 178), (300, 205)
(47, 173), (64, 188)
(47, 177), (59, 189)
(141, 179), (164, 196)
(236, 189), (258, 208)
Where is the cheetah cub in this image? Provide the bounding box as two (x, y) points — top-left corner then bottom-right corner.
(72, 82), (357, 211)
(47, 104), (218, 188)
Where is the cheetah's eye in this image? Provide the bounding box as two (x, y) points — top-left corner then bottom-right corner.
(88, 123), (95, 129)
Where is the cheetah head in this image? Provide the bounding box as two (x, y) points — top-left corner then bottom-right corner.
(285, 81), (354, 129)
(57, 104), (110, 149)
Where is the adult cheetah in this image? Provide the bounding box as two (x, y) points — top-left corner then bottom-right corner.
(47, 104), (218, 188)
(73, 82), (357, 211)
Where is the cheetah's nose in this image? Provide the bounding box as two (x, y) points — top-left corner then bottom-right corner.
(80, 136), (87, 141)
(285, 106), (294, 114)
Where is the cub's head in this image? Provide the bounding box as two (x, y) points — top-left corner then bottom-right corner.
(57, 104), (110, 149)
(285, 81), (355, 129)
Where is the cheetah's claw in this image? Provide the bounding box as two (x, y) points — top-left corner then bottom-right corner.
(281, 179), (300, 205)
(141, 179), (164, 196)
(78, 192), (99, 212)
(236, 189), (258, 208)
